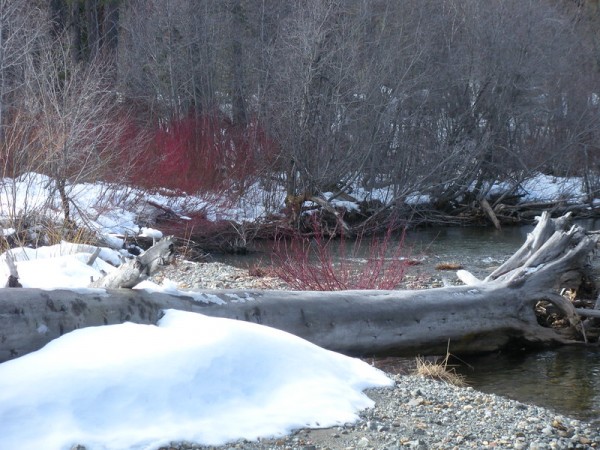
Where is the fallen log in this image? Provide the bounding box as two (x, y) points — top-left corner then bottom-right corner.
(0, 212), (597, 362)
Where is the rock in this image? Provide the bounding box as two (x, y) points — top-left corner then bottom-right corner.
(407, 397), (425, 407)
(357, 436), (370, 448)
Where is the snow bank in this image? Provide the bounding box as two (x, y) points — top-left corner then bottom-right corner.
(0, 309), (392, 450)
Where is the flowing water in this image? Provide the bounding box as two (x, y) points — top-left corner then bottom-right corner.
(456, 346), (600, 425)
(216, 220), (600, 424)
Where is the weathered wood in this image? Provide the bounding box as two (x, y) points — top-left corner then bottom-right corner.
(309, 195), (351, 233)
(0, 213), (597, 362)
(0, 280), (585, 362)
(4, 252), (21, 288)
(577, 308), (600, 318)
(480, 198), (501, 230)
(86, 247), (101, 266)
(90, 237), (175, 288)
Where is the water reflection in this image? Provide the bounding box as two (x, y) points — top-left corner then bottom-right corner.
(456, 346), (600, 425)
(402, 225), (532, 266)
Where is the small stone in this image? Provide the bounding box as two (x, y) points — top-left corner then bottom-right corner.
(407, 397), (425, 407)
(542, 427), (554, 436)
(529, 442), (547, 450)
(408, 439), (427, 450)
(357, 436), (370, 448)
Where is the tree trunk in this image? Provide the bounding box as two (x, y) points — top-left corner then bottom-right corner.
(230, 0), (247, 127)
(102, 0), (120, 53)
(0, 213), (597, 362)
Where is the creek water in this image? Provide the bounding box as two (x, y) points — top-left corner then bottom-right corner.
(216, 220), (600, 424)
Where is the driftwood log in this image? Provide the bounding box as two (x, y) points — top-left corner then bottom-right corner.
(0, 212), (598, 362)
(90, 236), (175, 288)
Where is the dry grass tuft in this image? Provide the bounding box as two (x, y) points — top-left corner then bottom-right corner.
(435, 261), (464, 271)
(413, 353), (467, 386)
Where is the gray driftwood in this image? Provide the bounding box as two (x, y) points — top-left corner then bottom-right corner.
(0, 212), (597, 362)
(90, 236), (175, 288)
(3, 252), (22, 288)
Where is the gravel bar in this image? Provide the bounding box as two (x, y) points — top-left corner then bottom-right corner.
(159, 374), (600, 450)
(152, 261), (600, 450)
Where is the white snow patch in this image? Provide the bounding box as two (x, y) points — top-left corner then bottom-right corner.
(139, 227), (163, 239)
(0, 309), (392, 450)
(224, 293), (256, 303)
(133, 281), (228, 305)
(0, 244), (118, 289)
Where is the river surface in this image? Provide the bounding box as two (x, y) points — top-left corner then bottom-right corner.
(216, 220), (600, 425)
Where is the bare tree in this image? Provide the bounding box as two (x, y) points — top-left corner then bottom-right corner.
(0, 1), (44, 145)
(263, 1), (372, 205)
(118, 0), (230, 119)
(48, 0), (121, 64)
(21, 35), (129, 226)
(3, 0), (594, 231)
(362, 0), (598, 216)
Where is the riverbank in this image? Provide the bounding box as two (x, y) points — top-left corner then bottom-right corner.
(162, 374), (599, 450)
(151, 260), (600, 450)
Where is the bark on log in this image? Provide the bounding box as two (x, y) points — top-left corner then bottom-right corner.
(0, 213), (597, 362)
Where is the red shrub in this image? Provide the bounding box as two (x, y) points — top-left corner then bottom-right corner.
(125, 112), (278, 194)
(271, 220), (411, 291)
(101, 113), (154, 185)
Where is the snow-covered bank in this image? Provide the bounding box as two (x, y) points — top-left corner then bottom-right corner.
(0, 309), (392, 450)
(1, 172), (598, 252)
